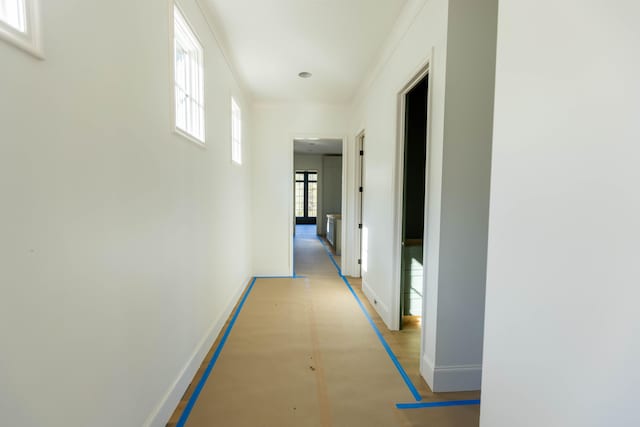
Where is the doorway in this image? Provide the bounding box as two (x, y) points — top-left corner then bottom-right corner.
(295, 171), (318, 225)
(292, 138), (344, 273)
(399, 74), (428, 329)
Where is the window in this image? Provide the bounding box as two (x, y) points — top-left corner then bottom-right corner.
(295, 171), (318, 224)
(0, 0), (42, 58)
(231, 98), (242, 164)
(173, 4), (204, 143)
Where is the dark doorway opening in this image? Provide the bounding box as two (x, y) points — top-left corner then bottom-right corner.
(400, 75), (428, 329)
(295, 171), (318, 225)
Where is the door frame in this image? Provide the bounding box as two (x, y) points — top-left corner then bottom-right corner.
(354, 131), (365, 278)
(289, 135), (347, 277)
(390, 57), (433, 331)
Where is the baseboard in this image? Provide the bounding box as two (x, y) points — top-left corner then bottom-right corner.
(143, 276), (252, 427)
(361, 279), (392, 329)
(422, 355), (482, 392)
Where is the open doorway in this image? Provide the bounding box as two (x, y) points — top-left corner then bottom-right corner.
(399, 73), (429, 330)
(292, 138), (344, 271)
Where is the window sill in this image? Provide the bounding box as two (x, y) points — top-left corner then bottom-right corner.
(0, 23), (44, 60)
(174, 127), (206, 149)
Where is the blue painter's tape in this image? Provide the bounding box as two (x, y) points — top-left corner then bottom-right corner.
(316, 237), (423, 402)
(396, 399), (481, 409)
(176, 277), (258, 427)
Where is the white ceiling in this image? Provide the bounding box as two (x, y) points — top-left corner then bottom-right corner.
(294, 139), (343, 155)
(204, 0), (408, 104)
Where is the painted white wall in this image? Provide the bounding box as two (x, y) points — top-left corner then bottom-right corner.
(0, 1), (253, 426)
(347, 0), (497, 392)
(349, 0), (449, 332)
(251, 104), (349, 276)
(428, 0), (497, 392)
(481, 1), (640, 426)
(323, 155), (343, 219)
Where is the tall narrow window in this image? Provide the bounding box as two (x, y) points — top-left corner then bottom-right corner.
(231, 98), (242, 164)
(173, 4), (205, 143)
(0, 0), (42, 58)
(295, 171), (318, 224)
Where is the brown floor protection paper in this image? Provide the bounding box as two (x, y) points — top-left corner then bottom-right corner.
(180, 228), (480, 426)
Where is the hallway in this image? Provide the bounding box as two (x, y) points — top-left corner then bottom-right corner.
(168, 226), (480, 426)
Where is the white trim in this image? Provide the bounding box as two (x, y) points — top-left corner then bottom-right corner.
(342, 129), (365, 277)
(173, 127), (206, 149)
(350, 0), (428, 109)
(422, 354), (482, 392)
(143, 276), (252, 427)
(0, 0), (43, 59)
(390, 55), (433, 332)
(193, 0), (251, 103)
(362, 279), (391, 327)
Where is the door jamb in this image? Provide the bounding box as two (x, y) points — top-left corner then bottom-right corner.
(390, 57), (433, 331)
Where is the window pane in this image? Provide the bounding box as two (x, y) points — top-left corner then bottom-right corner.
(296, 173), (305, 181)
(174, 5), (204, 142)
(308, 172), (318, 182)
(308, 182), (317, 217)
(295, 182), (305, 217)
(0, 0), (27, 32)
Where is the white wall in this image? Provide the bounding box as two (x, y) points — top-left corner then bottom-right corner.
(323, 155), (343, 220)
(349, 0), (449, 331)
(481, 1), (640, 426)
(348, 0), (497, 391)
(0, 1), (253, 426)
(251, 104), (349, 276)
(429, 0), (497, 391)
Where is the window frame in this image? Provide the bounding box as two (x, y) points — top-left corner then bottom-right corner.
(0, 0), (43, 59)
(171, 2), (205, 146)
(231, 97), (242, 164)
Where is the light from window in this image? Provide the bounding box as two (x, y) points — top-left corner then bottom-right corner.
(173, 4), (205, 143)
(0, 0), (26, 32)
(231, 97), (242, 164)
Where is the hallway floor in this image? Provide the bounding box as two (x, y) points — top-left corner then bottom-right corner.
(168, 225), (480, 426)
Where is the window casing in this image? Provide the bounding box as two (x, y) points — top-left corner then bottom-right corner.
(173, 4), (205, 143)
(0, 0), (43, 58)
(231, 98), (242, 164)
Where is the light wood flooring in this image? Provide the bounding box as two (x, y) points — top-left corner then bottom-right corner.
(167, 226), (480, 426)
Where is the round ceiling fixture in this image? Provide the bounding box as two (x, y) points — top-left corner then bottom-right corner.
(298, 71), (312, 79)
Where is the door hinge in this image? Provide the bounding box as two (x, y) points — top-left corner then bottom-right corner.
(357, 259), (362, 265)
(359, 186), (363, 193)
(358, 223), (362, 229)
(360, 150), (364, 156)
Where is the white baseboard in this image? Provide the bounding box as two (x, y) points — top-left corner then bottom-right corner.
(422, 355), (482, 392)
(143, 276), (252, 427)
(361, 279), (392, 329)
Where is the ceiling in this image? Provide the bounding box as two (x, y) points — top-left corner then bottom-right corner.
(204, 0), (408, 104)
(294, 139), (343, 155)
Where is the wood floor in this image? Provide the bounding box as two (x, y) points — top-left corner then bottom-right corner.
(167, 227), (480, 426)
